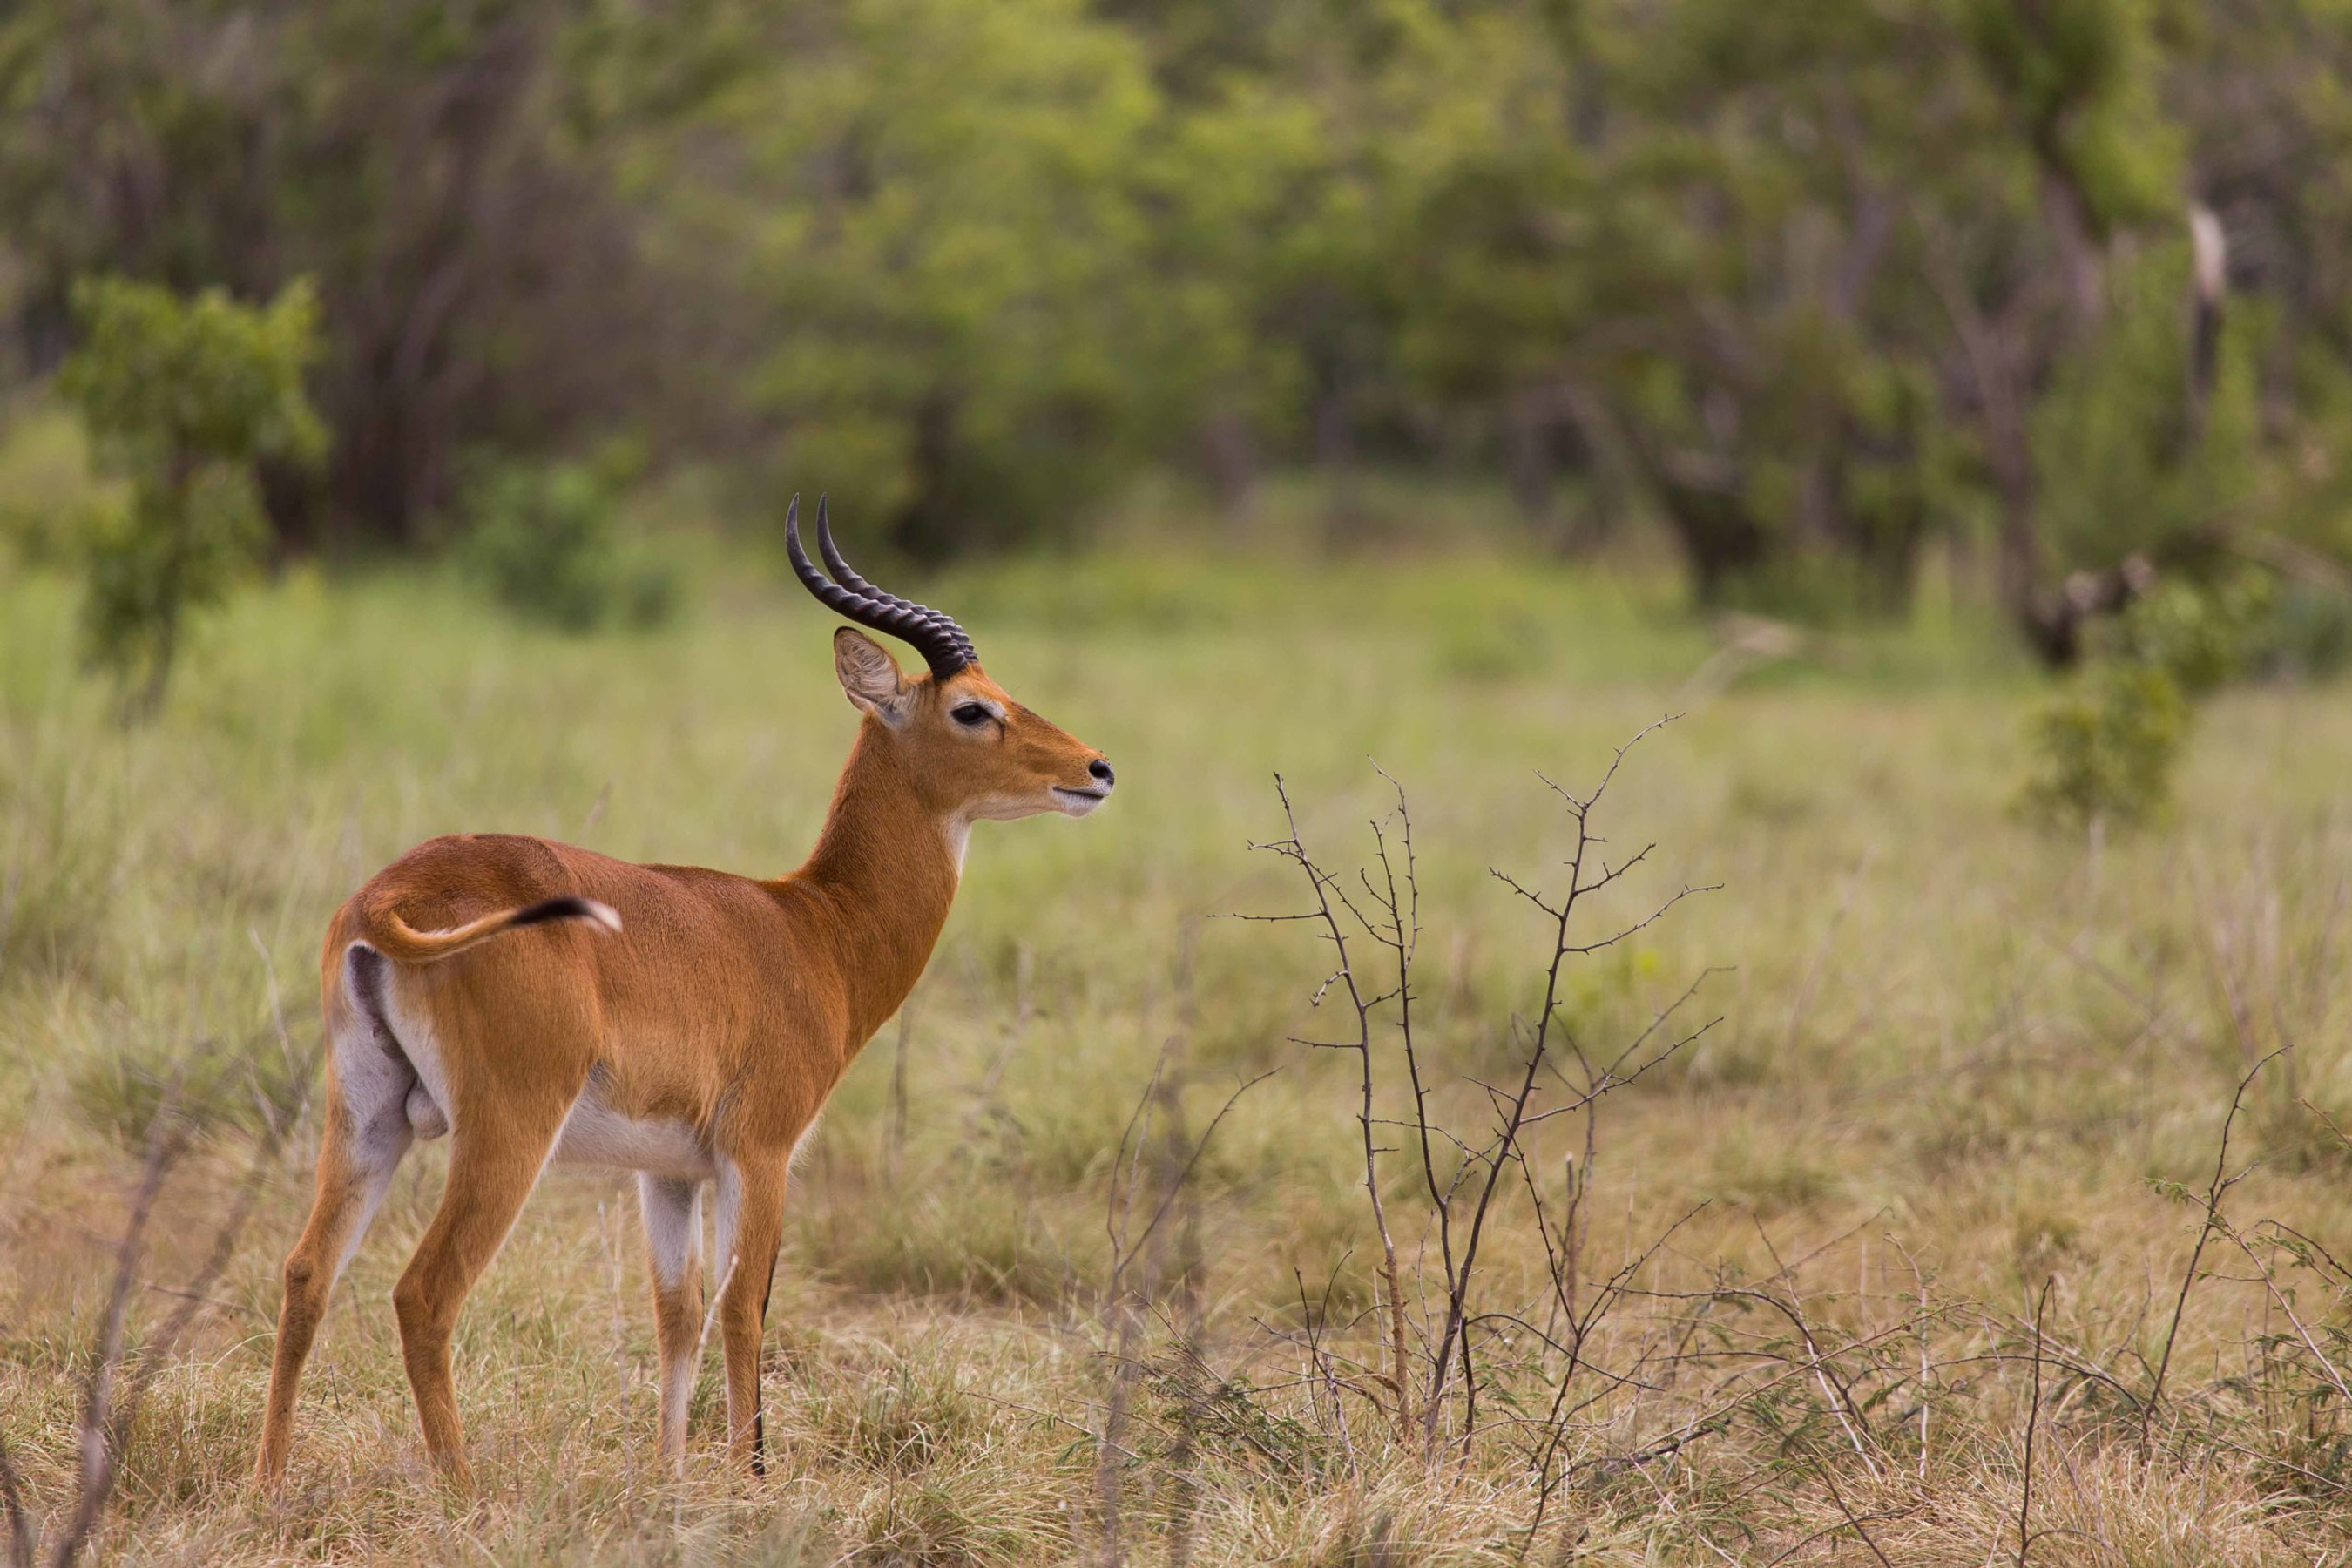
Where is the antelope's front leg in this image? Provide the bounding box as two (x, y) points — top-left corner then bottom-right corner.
(712, 1153), (787, 1471)
(639, 1174), (705, 1468)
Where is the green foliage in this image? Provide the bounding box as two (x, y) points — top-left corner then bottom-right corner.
(2020, 569), (2274, 832)
(457, 457), (679, 633)
(2031, 244), (2265, 578)
(0, 0), (667, 544)
(57, 276), (323, 715)
(2106, 571), (2272, 694)
(1960, 0), (2181, 231)
(1382, 0), (2014, 608)
(10, 0), (2352, 620)
(717, 0), (1168, 560)
(2021, 659), (2188, 832)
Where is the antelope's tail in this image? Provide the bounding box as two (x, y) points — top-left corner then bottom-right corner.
(370, 897), (622, 964)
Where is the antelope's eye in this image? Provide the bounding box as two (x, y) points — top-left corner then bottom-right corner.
(951, 703), (992, 727)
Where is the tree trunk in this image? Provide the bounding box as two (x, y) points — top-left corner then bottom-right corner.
(1312, 386), (1362, 544)
(2186, 203), (2227, 442)
(1553, 382), (1624, 556)
(889, 389), (965, 564)
(1198, 409), (1257, 519)
(1502, 387), (1557, 536)
(1649, 456), (1767, 601)
(2040, 168), (2107, 329)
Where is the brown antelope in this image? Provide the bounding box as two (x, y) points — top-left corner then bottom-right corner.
(253, 499), (1114, 1489)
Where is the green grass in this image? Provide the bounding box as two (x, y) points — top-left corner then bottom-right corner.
(4, 537), (2352, 1563)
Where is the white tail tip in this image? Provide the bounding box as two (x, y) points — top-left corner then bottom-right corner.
(583, 900), (623, 935)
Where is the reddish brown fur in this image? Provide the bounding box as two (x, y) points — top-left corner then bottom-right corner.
(254, 634), (1110, 1489)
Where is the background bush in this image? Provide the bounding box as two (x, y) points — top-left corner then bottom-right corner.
(2019, 570), (2274, 832)
(55, 277), (323, 714)
(2021, 660), (2189, 832)
(456, 456), (679, 634)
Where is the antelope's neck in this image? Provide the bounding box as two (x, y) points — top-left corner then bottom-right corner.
(780, 720), (963, 1050)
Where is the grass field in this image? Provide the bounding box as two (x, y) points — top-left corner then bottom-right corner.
(5, 534), (2352, 1565)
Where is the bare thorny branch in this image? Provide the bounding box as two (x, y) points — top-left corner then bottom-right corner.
(1234, 717), (1724, 1501)
(2138, 1046), (2282, 1459)
(5, 951), (321, 1568)
(1222, 771), (1418, 1440)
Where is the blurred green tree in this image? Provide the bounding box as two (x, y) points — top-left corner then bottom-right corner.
(59, 277), (325, 715)
(1385, 0), (1970, 605)
(639, 0), (1167, 560)
(0, 0), (684, 551)
(5, 0), (2352, 631)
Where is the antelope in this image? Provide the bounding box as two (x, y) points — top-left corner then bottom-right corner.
(253, 500), (1115, 1489)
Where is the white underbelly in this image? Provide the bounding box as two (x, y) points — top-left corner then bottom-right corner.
(365, 961), (707, 1178)
(553, 1077), (713, 1180)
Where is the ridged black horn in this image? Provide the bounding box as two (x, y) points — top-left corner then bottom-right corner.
(786, 495), (975, 679)
(816, 501), (978, 668)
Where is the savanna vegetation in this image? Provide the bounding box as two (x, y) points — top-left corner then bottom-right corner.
(4, 516), (2352, 1563)
(11, 0), (2352, 1564)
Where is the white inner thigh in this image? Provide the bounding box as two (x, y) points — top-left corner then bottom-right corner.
(325, 1009), (416, 1282)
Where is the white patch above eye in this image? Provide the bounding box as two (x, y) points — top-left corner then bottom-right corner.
(947, 697), (1005, 732)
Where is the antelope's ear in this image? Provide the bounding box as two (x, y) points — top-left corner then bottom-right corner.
(834, 627), (910, 721)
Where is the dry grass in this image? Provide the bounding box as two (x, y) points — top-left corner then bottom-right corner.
(5, 545), (2352, 1563)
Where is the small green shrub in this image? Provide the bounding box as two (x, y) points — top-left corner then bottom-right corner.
(57, 276), (326, 715)
(457, 457), (679, 632)
(2021, 660), (2189, 832)
(2020, 570), (2287, 835)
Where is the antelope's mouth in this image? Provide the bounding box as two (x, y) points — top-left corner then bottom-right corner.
(1051, 786), (1110, 816)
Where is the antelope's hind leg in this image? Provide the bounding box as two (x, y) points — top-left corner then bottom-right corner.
(389, 1078), (578, 1490)
(255, 981), (419, 1487)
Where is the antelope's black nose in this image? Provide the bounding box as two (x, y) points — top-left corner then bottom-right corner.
(1089, 758), (1115, 787)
